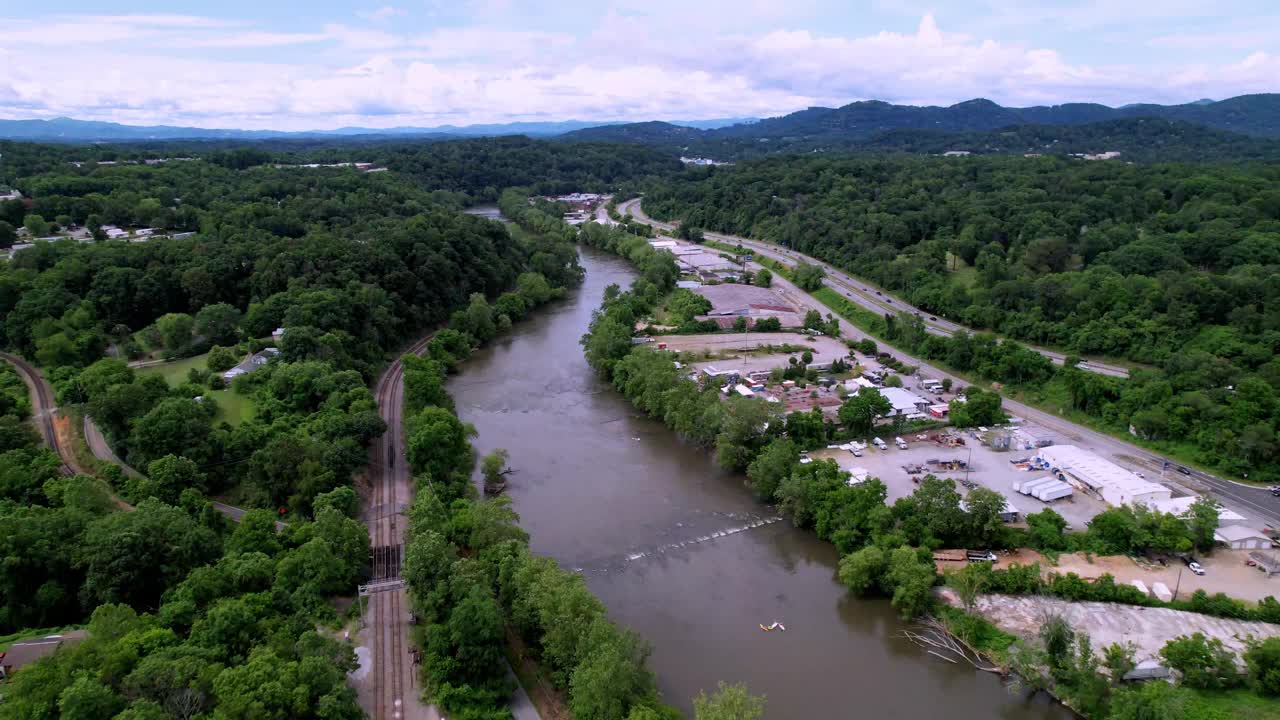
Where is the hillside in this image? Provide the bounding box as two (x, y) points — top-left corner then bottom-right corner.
(559, 117), (1280, 162)
(558, 120), (704, 144)
(710, 94), (1280, 139)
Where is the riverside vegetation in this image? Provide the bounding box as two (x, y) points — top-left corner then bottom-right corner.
(578, 214), (1280, 719)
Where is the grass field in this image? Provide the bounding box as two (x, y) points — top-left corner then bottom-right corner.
(1187, 688), (1280, 720)
(138, 352), (256, 426)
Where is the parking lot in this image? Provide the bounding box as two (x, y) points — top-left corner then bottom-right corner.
(811, 432), (1110, 530)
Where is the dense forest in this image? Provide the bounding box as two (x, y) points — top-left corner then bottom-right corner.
(0, 137), (677, 716)
(644, 156), (1280, 480)
(564, 118), (1280, 162)
(0, 136), (680, 206)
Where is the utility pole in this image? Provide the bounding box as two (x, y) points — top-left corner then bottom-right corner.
(965, 446), (973, 485)
(1172, 566), (1183, 602)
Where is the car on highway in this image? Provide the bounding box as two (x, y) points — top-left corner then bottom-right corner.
(1272, 487), (1280, 497)
(929, 316), (937, 321)
(1177, 466), (1192, 476)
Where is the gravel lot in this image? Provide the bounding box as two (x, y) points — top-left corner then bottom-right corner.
(967, 593), (1280, 666)
(812, 434), (1110, 530)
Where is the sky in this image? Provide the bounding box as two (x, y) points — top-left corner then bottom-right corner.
(1, 1), (1278, 130)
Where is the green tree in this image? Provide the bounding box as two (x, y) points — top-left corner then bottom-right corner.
(792, 263), (825, 291)
(24, 214), (51, 238)
(1244, 636), (1280, 696)
(963, 487), (1008, 547)
(949, 387), (1005, 427)
(206, 345), (239, 373)
(403, 354), (453, 412)
(745, 438), (798, 501)
(693, 681), (765, 720)
(1160, 632), (1242, 690)
(58, 672), (124, 720)
(1039, 612), (1075, 676)
(447, 585), (507, 686)
(1187, 496), (1220, 552)
(141, 454), (206, 505)
(194, 303), (242, 345)
(569, 620), (656, 720)
(946, 562), (989, 612)
(1104, 641), (1137, 684)
(838, 388), (891, 434)
(1108, 681), (1190, 720)
(753, 268), (772, 288)
(154, 313), (195, 351)
(885, 546), (936, 618)
(1026, 509), (1068, 551)
(838, 545), (887, 595)
(405, 407), (477, 498)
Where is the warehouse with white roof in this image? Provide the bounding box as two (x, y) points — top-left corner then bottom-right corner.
(1034, 445), (1172, 507)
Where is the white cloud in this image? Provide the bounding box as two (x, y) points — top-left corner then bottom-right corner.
(357, 6), (405, 22)
(2, 9), (1278, 129)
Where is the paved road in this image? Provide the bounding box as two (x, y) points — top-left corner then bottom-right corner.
(619, 198), (1130, 379)
(616, 199), (1280, 530)
(84, 410), (288, 528)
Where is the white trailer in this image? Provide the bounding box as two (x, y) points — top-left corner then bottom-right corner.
(1017, 476), (1060, 496)
(1130, 580), (1150, 597)
(1037, 484), (1074, 502)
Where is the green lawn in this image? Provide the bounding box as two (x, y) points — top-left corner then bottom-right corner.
(1187, 688), (1280, 720)
(142, 352), (211, 384)
(138, 353), (256, 426)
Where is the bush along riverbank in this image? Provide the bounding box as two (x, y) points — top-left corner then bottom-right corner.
(400, 197), (764, 720)
(577, 220), (1280, 720)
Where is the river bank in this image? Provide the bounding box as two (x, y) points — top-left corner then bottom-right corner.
(448, 245), (1072, 718)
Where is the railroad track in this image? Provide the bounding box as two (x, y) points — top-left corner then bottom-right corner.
(1, 350), (81, 477)
(367, 333), (435, 720)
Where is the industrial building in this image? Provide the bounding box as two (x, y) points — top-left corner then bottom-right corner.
(875, 386), (930, 418)
(1213, 525), (1275, 550)
(1034, 445), (1172, 507)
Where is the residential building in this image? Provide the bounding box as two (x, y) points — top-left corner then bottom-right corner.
(222, 347), (280, 382)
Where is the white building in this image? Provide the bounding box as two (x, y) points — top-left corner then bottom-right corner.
(844, 377), (876, 392)
(1213, 525), (1274, 550)
(1035, 445), (1171, 507)
(1142, 495), (1247, 527)
(875, 386), (930, 417)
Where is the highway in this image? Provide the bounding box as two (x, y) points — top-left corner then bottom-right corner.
(615, 199), (1280, 531)
(618, 198), (1130, 379)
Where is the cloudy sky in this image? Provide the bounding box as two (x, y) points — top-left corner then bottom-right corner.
(2, 1), (1278, 130)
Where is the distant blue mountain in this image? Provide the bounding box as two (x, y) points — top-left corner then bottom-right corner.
(0, 116), (757, 143)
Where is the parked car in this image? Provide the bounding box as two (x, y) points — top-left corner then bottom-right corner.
(1184, 557), (1206, 575)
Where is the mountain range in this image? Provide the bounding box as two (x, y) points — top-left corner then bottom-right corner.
(0, 116), (753, 143)
(560, 94), (1280, 143)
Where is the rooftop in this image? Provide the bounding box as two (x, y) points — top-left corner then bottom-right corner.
(1214, 525), (1271, 542)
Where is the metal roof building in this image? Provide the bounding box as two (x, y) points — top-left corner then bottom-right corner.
(1035, 445), (1171, 507)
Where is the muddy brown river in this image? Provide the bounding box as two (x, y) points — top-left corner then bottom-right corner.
(449, 246), (1072, 719)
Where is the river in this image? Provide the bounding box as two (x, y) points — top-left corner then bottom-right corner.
(448, 245), (1072, 719)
